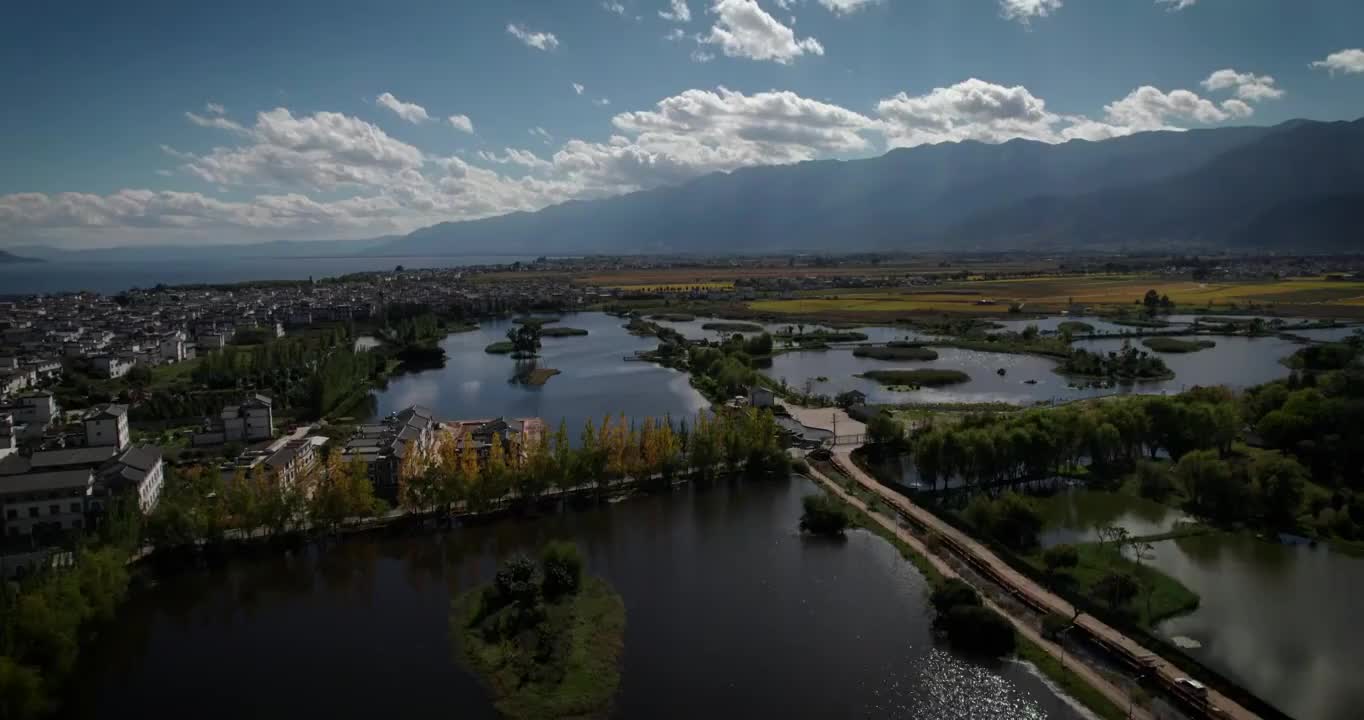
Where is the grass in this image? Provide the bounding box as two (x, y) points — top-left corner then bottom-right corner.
(648, 313), (696, 321)
(1141, 337), (1216, 353)
(858, 369), (971, 387)
(1031, 543), (1200, 627)
(149, 358), (202, 389)
(453, 577), (626, 720)
(1016, 637), (1128, 720)
(484, 341), (515, 354)
(540, 327), (589, 337)
(1057, 321), (1094, 334)
(519, 368), (561, 386)
(701, 321), (764, 332)
(852, 345), (939, 361)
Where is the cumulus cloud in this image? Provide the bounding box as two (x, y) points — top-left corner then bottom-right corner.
(205, 102), (226, 115)
(699, 0), (824, 64)
(594, 98), (612, 106)
(448, 114), (475, 133)
(602, 1), (626, 15)
(660, 0), (691, 22)
(1311, 48), (1364, 75)
(376, 92), (431, 124)
(818, 0), (880, 15)
(1156, 0), (1197, 9)
(999, 0), (1062, 24)
(876, 79), (1064, 147)
(507, 23), (560, 50)
(1201, 69), (1283, 102)
(572, 82), (586, 95)
(5, 74), (1289, 247)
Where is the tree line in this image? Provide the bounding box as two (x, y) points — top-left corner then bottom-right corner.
(398, 408), (790, 517)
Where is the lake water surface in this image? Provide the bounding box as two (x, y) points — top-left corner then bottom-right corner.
(1149, 534), (1364, 720)
(67, 477), (1089, 719)
(371, 312), (709, 435)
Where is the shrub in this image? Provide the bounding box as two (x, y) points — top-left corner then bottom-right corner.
(541, 541), (583, 600)
(799, 494), (851, 536)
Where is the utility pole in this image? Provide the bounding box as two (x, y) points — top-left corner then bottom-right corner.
(831, 413), (837, 442)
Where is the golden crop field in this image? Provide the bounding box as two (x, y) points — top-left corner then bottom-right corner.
(749, 276), (1364, 318)
(604, 281), (735, 293)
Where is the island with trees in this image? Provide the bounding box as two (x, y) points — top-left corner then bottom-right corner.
(452, 542), (625, 720)
(857, 369), (970, 388)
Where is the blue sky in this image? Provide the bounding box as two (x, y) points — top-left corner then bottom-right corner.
(2, 0), (1362, 248)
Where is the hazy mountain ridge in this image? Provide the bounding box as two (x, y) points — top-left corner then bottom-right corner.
(0, 249), (41, 263)
(378, 119), (1364, 255)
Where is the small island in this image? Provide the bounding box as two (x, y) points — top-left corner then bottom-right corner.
(852, 344), (939, 361)
(799, 494), (851, 536)
(484, 341), (515, 354)
(540, 326), (589, 337)
(648, 313), (696, 321)
(1141, 337), (1216, 353)
(1057, 320), (1094, 334)
(514, 367), (561, 386)
(1060, 345), (1173, 380)
(702, 321), (764, 332)
(857, 369), (970, 387)
(452, 543), (625, 720)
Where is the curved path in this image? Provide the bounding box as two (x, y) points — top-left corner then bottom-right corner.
(802, 462), (1153, 720)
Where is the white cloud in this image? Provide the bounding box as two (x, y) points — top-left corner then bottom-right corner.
(507, 23), (560, 51)
(595, 98), (612, 106)
(1201, 69), (1284, 102)
(477, 148), (554, 173)
(185, 111), (248, 134)
(178, 108), (426, 191)
(660, 0), (692, 22)
(691, 49), (716, 63)
(205, 102), (226, 115)
(1311, 48), (1364, 76)
(999, 0), (1061, 24)
(375, 92), (431, 124)
(1101, 86), (1234, 130)
(876, 78), (1066, 147)
(1156, 0), (1197, 10)
(572, 82), (586, 95)
(6, 74), (1290, 247)
(602, 1), (626, 15)
(699, 0), (824, 64)
(665, 28), (687, 40)
(818, 0), (880, 15)
(448, 114), (474, 133)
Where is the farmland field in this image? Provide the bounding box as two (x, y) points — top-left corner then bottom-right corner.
(602, 281), (735, 292)
(750, 276), (1364, 319)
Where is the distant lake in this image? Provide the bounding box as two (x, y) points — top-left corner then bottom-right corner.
(0, 255), (534, 295)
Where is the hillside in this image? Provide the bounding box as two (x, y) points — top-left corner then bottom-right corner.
(0, 250), (40, 264)
(377, 118), (1364, 256)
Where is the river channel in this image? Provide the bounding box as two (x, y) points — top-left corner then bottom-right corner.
(67, 477), (1090, 719)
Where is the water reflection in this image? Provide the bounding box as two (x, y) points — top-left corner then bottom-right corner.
(1035, 490), (1186, 548)
(371, 312), (710, 435)
(1150, 534), (1364, 720)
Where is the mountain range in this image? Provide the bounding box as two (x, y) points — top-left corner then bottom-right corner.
(378, 116), (1364, 256)
(11, 117), (1362, 261)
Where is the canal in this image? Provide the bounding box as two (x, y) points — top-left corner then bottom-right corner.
(67, 477), (1091, 719)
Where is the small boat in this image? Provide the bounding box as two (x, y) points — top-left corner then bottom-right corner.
(997, 368), (1007, 376)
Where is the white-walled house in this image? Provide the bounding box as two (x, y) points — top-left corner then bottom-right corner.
(1, 469), (93, 537)
(97, 446), (165, 513)
(91, 355), (133, 379)
(84, 404), (131, 450)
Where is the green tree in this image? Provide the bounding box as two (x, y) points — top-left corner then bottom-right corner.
(1093, 571), (1140, 613)
(1042, 544), (1080, 576)
(1252, 452), (1307, 527)
(540, 541), (583, 600)
(799, 494), (851, 536)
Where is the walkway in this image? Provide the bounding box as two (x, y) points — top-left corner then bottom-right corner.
(803, 462), (1153, 720)
(826, 442), (1260, 720)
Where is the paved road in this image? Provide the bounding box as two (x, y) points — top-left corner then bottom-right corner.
(803, 462), (1154, 720)
(824, 436), (1261, 720)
